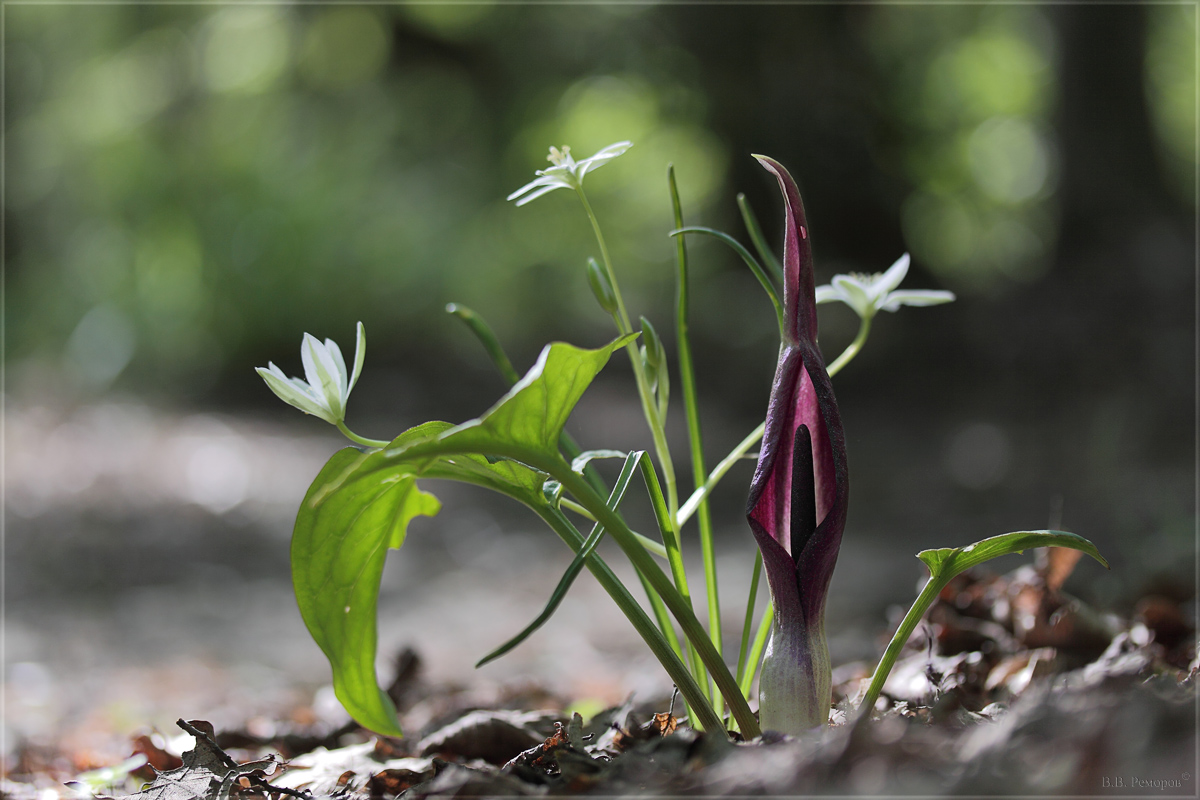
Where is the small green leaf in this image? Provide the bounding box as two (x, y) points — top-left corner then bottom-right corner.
(860, 529), (1108, 716)
(916, 529), (1109, 579)
(586, 257), (619, 315)
(571, 449), (628, 474)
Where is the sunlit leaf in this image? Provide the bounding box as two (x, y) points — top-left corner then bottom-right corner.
(293, 336), (635, 735)
(916, 529), (1108, 578)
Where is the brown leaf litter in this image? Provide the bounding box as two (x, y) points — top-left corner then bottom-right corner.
(4, 557), (1195, 798)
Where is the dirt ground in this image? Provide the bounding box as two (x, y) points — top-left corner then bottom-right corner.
(4, 400), (1196, 797)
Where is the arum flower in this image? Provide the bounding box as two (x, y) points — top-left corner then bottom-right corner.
(507, 141), (632, 206)
(815, 253), (955, 320)
(257, 323), (366, 425)
(747, 157), (849, 734)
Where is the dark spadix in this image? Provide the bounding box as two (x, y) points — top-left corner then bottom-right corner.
(746, 156), (849, 734)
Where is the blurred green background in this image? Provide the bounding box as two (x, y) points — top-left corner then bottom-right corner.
(5, 3), (1195, 604)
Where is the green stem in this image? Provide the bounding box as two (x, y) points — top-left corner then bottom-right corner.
(826, 314), (872, 377)
(531, 505), (720, 732)
(639, 453), (709, 699)
(858, 573), (945, 716)
(559, 499), (669, 559)
(575, 186), (681, 528)
(335, 421), (390, 449)
(675, 316), (869, 527)
(554, 462), (759, 737)
(739, 598), (773, 700)
(735, 550), (763, 688)
(669, 166), (723, 709)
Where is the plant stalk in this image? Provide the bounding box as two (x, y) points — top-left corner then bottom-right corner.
(335, 421), (390, 449)
(859, 572), (944, 716)
(669, 165), (723, 708)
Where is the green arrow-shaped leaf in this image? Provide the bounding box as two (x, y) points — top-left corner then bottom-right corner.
(291, 445), (441, 737)
(292, 336), (636, 736)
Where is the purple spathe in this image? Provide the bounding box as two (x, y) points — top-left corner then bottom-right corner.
(747, 156), (849, 733)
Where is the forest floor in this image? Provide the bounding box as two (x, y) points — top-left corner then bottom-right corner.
(5, 543), (1195, 797)
(4, 400), (1196, 797)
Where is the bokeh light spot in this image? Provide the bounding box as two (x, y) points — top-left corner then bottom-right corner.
(299, 8), (389, 89)
(967, 116), (1051, 203)
(65, 305), (137, 387)
(201, 8), (290, 95)
(400, 2), (494, 39)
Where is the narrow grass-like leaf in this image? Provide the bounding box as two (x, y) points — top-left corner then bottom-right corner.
(571, 449), (628, 474)
(445, 303), (522, 386)
(735, 550), (763, 688)
(670, 165), (724, 709)
(672, 226), (783, 339)
(637, 451), (708, 699)
(739, 598), (773, 700)
(737, 192), (784, 284)
(475, 451), (643, 668)
(859, 530), (1108, 715)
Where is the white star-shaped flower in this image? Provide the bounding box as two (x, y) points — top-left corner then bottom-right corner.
(507, 141), (633, 206)
(256, 323), (366, 425)
(815, 254), (955, 319)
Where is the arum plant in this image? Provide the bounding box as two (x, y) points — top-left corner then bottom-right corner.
(742, 156), (850, 734)
(259, 138), (1108, 742)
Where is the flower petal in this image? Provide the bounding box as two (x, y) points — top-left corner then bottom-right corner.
(831, 275), (873, 318)
(814, 284), (840, 305)
(873, 253), (911, 300)
(879, 289), (956, 312)
(257, 365), (335, 422)
(349, 322), (366, 393)
(512, 182), (568, 207)
(576, 140), (632, 179)
(325, 337), (349, 399)
(507, 175), (558, 202)
(302, 334), (343, 420)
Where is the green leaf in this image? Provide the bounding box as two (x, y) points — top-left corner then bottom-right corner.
(670, 226), (783, 339)
(292, 445), (442, 737)
(292, 337), (636, 736)
(586, 256), (619, 315)
(860, 529), (1108, 716)
(571, 449), (628, 474)
(445, 303), (521, 386)
(736, 192), (784, 284)
(917, 529), (1109, 579)
(423, 335), (638, 458)
(475, 451), (643, 668)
